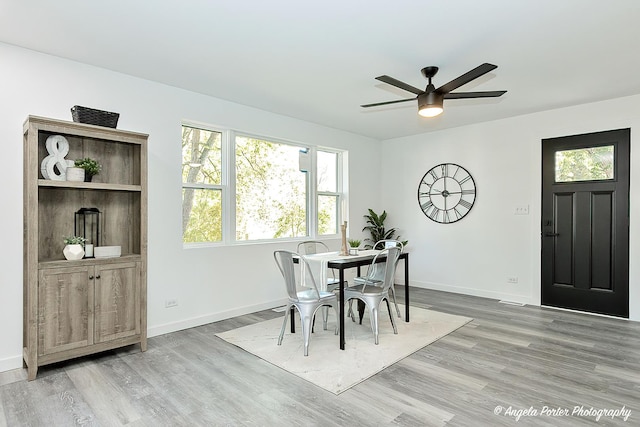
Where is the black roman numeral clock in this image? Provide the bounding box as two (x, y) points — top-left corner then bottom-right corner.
(417, 163), (476, 224)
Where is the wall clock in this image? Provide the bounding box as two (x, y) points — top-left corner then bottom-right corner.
(417, 163), (476, 223)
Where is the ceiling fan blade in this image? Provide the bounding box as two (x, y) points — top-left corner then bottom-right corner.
(435, 63), (498, 95)
(444, 90), (507, 99)
(361, 98), (416, 108)
(375, 75), (424, 95)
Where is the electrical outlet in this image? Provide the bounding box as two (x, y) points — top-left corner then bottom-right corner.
(514, 205), (530, 215)
(165, 299), (178, 308)
(507, 277), (519, 284)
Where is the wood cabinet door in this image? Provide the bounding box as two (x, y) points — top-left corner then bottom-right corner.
(94, 262), (141, 343)
(38, 266), (94, 355)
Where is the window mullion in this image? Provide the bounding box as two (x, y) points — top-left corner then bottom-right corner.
(308, 148), (318, 238)
(225, 130), (235, 244)
(339, 151), (348, 226)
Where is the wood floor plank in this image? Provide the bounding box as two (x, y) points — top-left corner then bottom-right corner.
(0, 395), (6, 427)
(2, 288), (640, 426)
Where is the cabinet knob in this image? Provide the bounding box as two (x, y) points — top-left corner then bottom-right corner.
(96, 275), (101, 279)
(89, 275), (94, 280)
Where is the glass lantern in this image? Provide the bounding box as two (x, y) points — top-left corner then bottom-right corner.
(74, 207), (101, 257)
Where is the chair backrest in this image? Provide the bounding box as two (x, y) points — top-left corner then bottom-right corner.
(366, 241), (403, 281)
(373, 239), (404, 252)
(363, 247), (401, 292)
(297, 240), (331, 255)
(273, 250), (320, 301)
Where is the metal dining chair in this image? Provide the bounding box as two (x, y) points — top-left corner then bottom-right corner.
(353, 239), (404, 318)
(344, 247), (401, 344)
(273, 250), (339, 356)
(296, 240), (342, 291)
(297, 240), (345, 329)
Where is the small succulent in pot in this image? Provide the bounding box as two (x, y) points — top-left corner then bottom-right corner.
(63, 235), (87, 260)
(348, 239), (361, 248)
(74, 157), (101, 181)
(63, 235), (87, 246)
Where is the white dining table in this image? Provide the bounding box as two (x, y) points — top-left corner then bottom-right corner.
(304, 250), (380, 291)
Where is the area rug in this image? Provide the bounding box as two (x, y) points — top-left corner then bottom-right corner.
(216, 305), (472, 394)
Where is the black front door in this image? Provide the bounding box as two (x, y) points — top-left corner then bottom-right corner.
(541, 128), (630, 318)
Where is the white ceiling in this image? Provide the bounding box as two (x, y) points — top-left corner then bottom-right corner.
(1, 0), (639, 140)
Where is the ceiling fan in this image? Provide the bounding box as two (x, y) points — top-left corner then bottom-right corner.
(361, 63), (506, 117)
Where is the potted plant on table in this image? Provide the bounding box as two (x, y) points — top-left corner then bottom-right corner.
(63, 235), (87, 260)
(362, 208), (408, 249)
(74, 157), (101, 182)
(348, 238), (361, 255)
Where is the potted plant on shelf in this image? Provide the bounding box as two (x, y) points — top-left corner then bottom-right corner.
(74, 157), (101, 182)
(362, 208), (408, 249)
(63, 235), (87, 260)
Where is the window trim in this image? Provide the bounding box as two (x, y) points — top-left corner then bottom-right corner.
(316, 149), (342, 236)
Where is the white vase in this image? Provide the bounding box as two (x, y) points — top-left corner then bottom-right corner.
(63, 244), (85, 260)
(66, 167), (85, 182)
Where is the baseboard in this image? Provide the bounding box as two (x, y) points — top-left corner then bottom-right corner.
(411, 280), (535, 306)
(148, 298), (288, 338)
(0, 354), (23, 374)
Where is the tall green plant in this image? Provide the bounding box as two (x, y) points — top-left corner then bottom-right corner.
(362, 209), (407, 249)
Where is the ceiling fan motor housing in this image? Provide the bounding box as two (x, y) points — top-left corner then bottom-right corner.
(418, 91), (443, 110)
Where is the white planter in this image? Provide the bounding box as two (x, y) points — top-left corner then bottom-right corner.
(66, 167), (85, 182)
(63, 244), (85, 260)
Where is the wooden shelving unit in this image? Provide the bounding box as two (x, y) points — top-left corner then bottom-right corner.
(23, 115), (148, 380)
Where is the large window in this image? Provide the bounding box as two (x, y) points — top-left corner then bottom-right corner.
(182, 126), (223, 243)
(317, 150), (339, 235)
(235, 135), (307, 240)
(181, 124), (345, 244)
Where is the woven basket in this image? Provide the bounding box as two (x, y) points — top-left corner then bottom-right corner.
(71, 106), (119, 128)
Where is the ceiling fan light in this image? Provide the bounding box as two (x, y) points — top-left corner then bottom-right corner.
(418, 106), (443, 117)
(417, 92), (444, 118)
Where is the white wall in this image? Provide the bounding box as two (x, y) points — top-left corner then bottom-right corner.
(381, 95), (640, 321)
(0, 43), (381, 372)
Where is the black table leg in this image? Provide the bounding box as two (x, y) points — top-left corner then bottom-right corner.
(339, 268), (345, 350)
(290, 307), (296, 332)
(404, 255), (410, 322)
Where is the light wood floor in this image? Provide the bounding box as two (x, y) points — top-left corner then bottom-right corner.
(1, 288), (639, 426)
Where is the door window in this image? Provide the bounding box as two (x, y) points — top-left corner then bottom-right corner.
(554, 145), (614, 182)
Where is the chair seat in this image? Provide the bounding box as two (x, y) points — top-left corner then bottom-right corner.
(344, 283), (387, 296)
(353, 276), (383, 286)
(297, 289), (337, 301)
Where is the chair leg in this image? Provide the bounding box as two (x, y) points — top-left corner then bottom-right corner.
(301, 311), (314, 356)
(347, 299), (356, 322)
(389, 285), (401, 318)
(387, 298), (398, 335)
(278, 305), (291, 345)
(322, 306), (329, 330)
(368, 304), (380, 345)
(385, 299), (394, 324)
